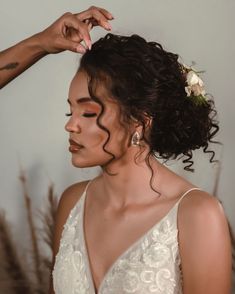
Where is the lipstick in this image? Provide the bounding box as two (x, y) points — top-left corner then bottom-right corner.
(69, 139), (84, 153)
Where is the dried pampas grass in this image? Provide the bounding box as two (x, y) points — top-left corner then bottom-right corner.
(0, 170), (58, 293)
(0, 212), (33, 294)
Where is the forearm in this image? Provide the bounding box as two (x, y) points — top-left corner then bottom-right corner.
(0, 8), (113, 90)
(0, 33), (47, 89)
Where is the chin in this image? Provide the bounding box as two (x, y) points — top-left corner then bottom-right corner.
(71, 157), (99, 168)
(70, 148), (115, 167)
(71, 160), (93, 168)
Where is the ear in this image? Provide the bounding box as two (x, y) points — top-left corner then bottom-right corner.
(131, 113), (153, 133)
(144, 114), (153, 130)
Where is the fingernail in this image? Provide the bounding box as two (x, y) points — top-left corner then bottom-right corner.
(78, 46), (86, 53)
(86, 40), (92, 50)
(104, 22), (112, 30)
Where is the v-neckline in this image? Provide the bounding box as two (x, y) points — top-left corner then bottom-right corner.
(80, 180), (200, 294)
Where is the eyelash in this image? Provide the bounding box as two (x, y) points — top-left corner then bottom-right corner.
(65, 112), (97, 117)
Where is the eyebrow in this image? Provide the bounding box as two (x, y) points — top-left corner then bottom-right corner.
(67, 97), (93, 105)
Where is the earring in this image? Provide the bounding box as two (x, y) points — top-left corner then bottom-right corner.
(131, 131), (141, 146)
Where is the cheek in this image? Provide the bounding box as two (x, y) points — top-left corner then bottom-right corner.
(83, 122), (107, 148)
(103, 127), (131, 156)
(84, 110), (130, 153)
(102, 114), (131, 151)
(71, 126), (131, 168)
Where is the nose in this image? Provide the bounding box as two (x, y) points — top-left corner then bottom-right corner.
(65, 116), (81, 133)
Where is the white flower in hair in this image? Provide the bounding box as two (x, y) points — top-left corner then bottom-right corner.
(186, 70), (204, 87)
(185, 85), (192, 97)
(180, 61), (208, 105)
(181, 64), (207, 106)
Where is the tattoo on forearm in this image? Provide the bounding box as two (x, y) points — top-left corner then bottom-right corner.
(0, 62), (19, 71)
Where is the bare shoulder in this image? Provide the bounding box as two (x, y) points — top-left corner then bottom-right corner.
(178, 190), (229, 234)
(178, 190), (232, 293)
(178, 189), (230, 247)
(52, 180), (90, 256)
(178, 189), (225, 220)
(57, 180), (90, 218)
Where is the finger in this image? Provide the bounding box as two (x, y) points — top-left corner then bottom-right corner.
(88, 22), (93, 31)
(75, 7), (113, 30)
(66, 27), (82, 43)
(75, 43), (88, 54)
(57, 37), (87, 53)
(84, 19), (93, 32)
(94, 7), (114, 19)
(81, 16), (112, 31)
(63, 15), (92, 49)
(77, 6), (113, 21)
(84, 17), (98, 26)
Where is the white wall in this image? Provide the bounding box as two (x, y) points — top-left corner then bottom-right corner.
(0, 0), (234, 278)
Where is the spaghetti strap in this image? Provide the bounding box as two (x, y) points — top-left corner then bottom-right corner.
(83, 178), (94, 194)
(177, 187), (201, 203)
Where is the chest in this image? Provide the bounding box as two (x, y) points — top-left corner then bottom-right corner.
(53, 191), (183, 294)
(83, 196), (179, 291)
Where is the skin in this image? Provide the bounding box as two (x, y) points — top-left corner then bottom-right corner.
(0, 6), (113, 89)
(66, 71), (140, 178)
(51, 71), (232, 293)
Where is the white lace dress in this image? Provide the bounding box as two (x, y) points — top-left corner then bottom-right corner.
(52, 180), (200, 294)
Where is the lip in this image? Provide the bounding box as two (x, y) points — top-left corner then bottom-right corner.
(69, 139), (84, 148)
(69, 139), (84, 153)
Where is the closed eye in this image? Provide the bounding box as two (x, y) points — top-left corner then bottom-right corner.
(65, 112), (97, 117)
(82, 113), (97, 117)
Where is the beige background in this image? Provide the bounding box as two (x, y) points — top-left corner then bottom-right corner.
(0, 0), (234, 289)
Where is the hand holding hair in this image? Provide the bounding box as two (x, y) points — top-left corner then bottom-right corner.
(0, 6), (113, 89)
(36, 6), (114, 54)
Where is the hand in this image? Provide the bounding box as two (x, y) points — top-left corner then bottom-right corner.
(35, 6), (114, 54)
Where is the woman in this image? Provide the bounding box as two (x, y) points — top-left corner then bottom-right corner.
(51, 34), (232, 293)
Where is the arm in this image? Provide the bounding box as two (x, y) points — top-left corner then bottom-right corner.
(48, 181), (89, 294)
(178, 192), (232, 293)
(0, 34), (48, 89)
(0, 6), (113, 89)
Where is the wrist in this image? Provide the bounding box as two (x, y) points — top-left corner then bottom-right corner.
(24, 32), (50, 58)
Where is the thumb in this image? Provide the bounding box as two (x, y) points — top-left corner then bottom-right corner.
(57, 37), (87, 53)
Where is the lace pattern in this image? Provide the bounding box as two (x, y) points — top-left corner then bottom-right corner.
(52, 182), (194, 294)
(52, 197), (92, 294)
(99, 211), (183, 294)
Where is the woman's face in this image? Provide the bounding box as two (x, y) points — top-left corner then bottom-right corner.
(65, 70), (134, 168)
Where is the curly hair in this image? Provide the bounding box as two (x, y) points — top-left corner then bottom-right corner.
(79, 33), (219, 190)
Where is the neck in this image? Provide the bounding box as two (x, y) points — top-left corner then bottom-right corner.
(98, 146), (165, 209)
